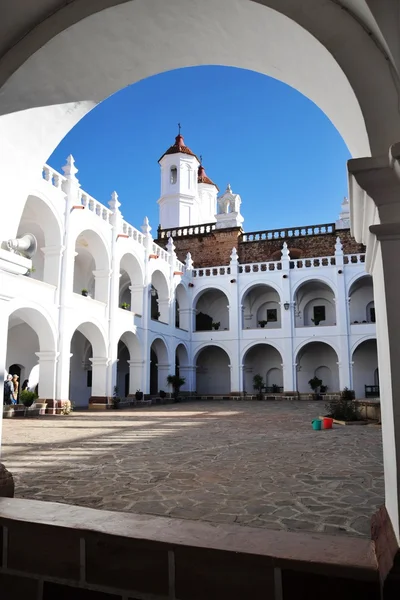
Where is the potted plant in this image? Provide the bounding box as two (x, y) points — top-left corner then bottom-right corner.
(20, 389), (37, 407)
(311, 318), (321, 326)
(159, 389), (167, 400)
(272, 383), (280, 393)
(120, 302), (130, 310)
(81, 288), (88, 297)
(212, 321), (220, 330)
(258, 320), (268, 328)
(320, 385), (328, 395)
(308, 376), (323, 399)
(253, 374), (264, 400)
(167, 374), (186, 402)
(112, 385), (121, 409)
(135, 389), (143, 401)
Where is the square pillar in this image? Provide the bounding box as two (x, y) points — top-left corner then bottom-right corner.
(35, 351), (58, 402)
(178, 365), (195, 392)
(127, 359), (144, 394)
(41, 245), (64, 288)
(93, 269), (111, 304)
(89, 357), (110, 404)
(157, 362), (171, 392)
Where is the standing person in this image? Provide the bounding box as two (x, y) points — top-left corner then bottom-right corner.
(12, 374), (19, 404)
(3, 374), (13, 405)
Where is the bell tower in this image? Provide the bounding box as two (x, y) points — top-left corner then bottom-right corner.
(158, 129), (200, 229)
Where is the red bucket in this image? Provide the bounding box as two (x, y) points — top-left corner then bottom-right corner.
(323, 417), (333, 429)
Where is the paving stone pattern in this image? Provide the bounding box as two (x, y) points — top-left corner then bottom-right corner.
(1, 402), (384, 538)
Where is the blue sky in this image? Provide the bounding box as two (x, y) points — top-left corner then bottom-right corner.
(48, 66), (351, 233)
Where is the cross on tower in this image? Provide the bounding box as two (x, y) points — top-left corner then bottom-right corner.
(200, 155), (203, 165)
(178, 122), (181, 135)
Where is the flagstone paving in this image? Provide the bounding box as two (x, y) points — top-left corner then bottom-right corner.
(1, 401), (384, 537)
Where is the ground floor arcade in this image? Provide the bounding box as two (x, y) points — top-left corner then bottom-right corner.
(4, 304), (379, 405)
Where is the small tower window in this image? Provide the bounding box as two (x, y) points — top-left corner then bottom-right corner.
(170, 166), (177, 184)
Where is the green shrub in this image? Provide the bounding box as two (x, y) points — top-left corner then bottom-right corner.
(20, 390), (37, 407)
(325, 388), (359, 421)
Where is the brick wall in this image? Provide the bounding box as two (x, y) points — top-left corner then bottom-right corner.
(162, 228), (365, 268)
(167, 227), (241, 267)
(0, 497), (382, 600)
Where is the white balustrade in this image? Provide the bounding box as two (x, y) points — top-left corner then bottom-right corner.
(343, 254), (366, 264)
(42, 165), (65, 190)
(291, 256), (336, 269)
(239, 261), (282, 273)
(121, 221), (145, 246)
(192, 266), (231, 277)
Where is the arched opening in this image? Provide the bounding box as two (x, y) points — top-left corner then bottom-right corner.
(296, 342), (339, 393)
(349, 276), (374, 325)
(170, 166), (177, 184)
(73, 229), (110, 303)
(196, 346), (230, 395)
(16, 194), (62, 286)
(294, 281), (336, 327)
(117, 331), (142, 396)
(6, 306), (57, 401)
(69, 321), (108, 407)
(241, 285), (281, 329)
(150, 270), (169, 324)
(149, 338), (169, 395)
(194, 289), (229, 331)
(175, 283), (189, 330)
(243, 344), (283, 393)
(352, 339), (379, 398)
(119, 252), (144, 315)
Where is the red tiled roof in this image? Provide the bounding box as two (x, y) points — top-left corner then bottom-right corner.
(197, 165), (219, 191)
(158, 134), (199, 162)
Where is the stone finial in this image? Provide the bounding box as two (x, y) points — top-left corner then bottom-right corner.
(335, 236), (343, 255)
(281, 242), (290, 259)
(185, 252), (194, 270)
(230, 247), (239, 264)
(62, 154), (79, 180)
(166, 236), (176, 255)
(141, 216), (152, 235)
(108, 190), (121, 214)
(226, 183), (232, 194)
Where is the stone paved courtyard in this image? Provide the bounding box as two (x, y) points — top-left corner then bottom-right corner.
(1, 401), (384, 537)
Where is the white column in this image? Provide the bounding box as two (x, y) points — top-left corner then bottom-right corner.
(56, 156), (80, 404)
(158, 298), (170, 324)
(93, 269), (111, 304)
(129, 283), (144, 316)
(35, 351), (58, 401)
(348, 144), (400, 541)
(334, 238), (351, 390)
(229, 248), (240, 393)
(157, 362), (171, 392)
(89, 357), (110, 399)
(41, 245), (64, 289)
(127, 359), (144, 394)
(281, 244), (295, 391)
(142, 217), (153, 393)
(179, 365), (195, 392)
(229, 362), (240, 394)
(178, 307), (192, 332)
(107, 191), (123, 398)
